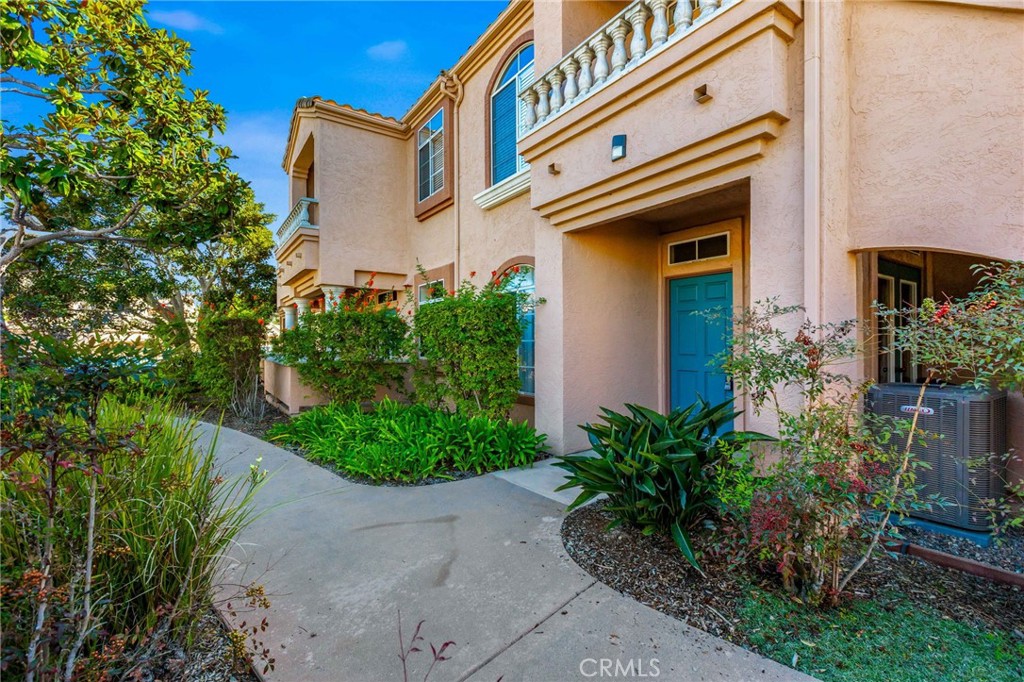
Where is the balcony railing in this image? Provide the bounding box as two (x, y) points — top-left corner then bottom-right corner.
(518, 0), (734, 136)
(276, 197), (319, 246)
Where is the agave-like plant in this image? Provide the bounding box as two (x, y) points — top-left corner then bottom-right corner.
(556, 398), (772, 572)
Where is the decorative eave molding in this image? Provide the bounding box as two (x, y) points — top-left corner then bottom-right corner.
(473, 168), (531, 210)
(535, 114), (786, 231)
(403, 0), (533, 128)
(274, 227), (318, 261)
(282, 100), (408, 169)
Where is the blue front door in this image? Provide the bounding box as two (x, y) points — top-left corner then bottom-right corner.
(669, 273), (733, 419)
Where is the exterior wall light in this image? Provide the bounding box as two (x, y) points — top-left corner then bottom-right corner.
(694, 84), (712, 103)
(611, 134), (627, 161)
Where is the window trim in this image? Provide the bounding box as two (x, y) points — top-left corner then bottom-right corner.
(667, 232), (730, 266)
(483, 32), (534, 189)
(495, 255), (536, 402)
(417, 279), (446, 305)
(417, 110), (445, 202)
(414, 100), (453, 221)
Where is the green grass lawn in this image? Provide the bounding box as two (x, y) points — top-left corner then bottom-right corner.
(739, 588), (1024, 682)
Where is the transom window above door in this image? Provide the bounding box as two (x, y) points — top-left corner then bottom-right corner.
(490, 44), (534, 185)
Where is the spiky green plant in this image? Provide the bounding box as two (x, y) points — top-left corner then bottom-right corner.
(556, 399), (772, 571)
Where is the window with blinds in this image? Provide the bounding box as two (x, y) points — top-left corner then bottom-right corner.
(418, 109), (444, 202)
(491, 44), (534, 185)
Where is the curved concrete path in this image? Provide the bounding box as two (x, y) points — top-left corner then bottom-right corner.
(199, 423), (813, 682)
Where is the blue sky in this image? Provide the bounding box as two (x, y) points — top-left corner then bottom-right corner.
(145, 0), (507, 224)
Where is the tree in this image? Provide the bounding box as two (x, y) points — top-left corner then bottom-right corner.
(2, 188), (275, 342)
(0, 0), (246, 324)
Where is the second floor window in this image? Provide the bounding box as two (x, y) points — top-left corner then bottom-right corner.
(418, 110), (444, 201)
(491, 44), (534, 185)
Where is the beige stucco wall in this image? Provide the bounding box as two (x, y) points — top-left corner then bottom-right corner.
(264, 359), (328, 414)
(313, 120), (410, 289)
(272, 0), (1023, 481)
(846, 0), (1024, 258)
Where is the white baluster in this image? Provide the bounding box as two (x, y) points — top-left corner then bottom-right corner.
(608, 18), (631, 74)
(588, 32), (612, 85)
(574, 45), (595, 95)
(520, 88), (539, 130)
(534, 80), (551, 121)
(561, 58), (580, 103)
(627, 4), (651, 62)
(698, 0), (720, 22)
(674, 0), (693, 32)
(649, 0), (670, 47)
(547, 70), (565, 114)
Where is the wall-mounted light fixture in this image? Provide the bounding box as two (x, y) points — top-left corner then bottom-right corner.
(548, 162), (561, 175)
(693, 84), (712, 103)
(611, 134), (627, 161)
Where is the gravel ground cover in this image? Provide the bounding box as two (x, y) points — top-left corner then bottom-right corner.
(896, 522), (1023, 574)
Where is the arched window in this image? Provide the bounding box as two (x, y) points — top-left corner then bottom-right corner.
(502, 265), (535, 396)
(490, 44), (534, 185)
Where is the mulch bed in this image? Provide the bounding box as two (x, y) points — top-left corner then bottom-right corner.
(562, 501), (1024, 643)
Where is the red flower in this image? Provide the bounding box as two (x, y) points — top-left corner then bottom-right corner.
(491, 270), (497, 277)
(448, 289), (455, 296)
(258, 318), (265, 326)
(470, 271), (477, 277)
(293, 302), (298, 308)
(367, 280), (374, 287)
(512, 265), (520, 273)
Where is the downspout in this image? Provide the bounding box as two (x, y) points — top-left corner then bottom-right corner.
(803, 0), (823, 325)
(440, 70), (465, 283)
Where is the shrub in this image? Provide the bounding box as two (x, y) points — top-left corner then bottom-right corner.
(555, 399), (771, 571)
(714, 302), (924, 604)
(272, 292), (408, 405)
(194, 306), (266, 419)
(0, 333), (265, 677)
(267, 398), (546, 482)
(412, 272), (534, 419)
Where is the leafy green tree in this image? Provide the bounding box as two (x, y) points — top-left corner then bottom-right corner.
(0, 0), (246, 324)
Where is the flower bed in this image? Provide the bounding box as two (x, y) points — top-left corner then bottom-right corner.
(563, 502), (1024, 682)
(267, 399), (546, 484)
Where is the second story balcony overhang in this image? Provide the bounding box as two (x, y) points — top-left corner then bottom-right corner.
(518, 0), (801, 230)
(276, 197), (319, 253)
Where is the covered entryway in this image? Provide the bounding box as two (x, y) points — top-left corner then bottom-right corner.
(669, 273), (734, 419)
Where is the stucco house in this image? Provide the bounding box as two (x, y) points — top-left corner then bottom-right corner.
(265, 0), (1023, 482)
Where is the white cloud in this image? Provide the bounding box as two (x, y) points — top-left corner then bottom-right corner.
(149, 10), (224, 35)
(366, 40), (409, 62)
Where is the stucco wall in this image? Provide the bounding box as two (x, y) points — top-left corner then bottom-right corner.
(263, 359), (328, 414)
(315, 120), (410, 288)
(555, 219), (662, 453)
(847, 0), (1024, 258)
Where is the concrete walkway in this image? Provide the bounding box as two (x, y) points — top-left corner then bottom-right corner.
(199, 424), (813, 682)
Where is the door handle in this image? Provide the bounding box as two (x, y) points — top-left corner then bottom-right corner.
(725, 378), (734, 392)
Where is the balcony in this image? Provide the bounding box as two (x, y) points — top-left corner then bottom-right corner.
(517, 0), (800, 231)
(519, 0), (739, 136)
(276, 197), (319, 248)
